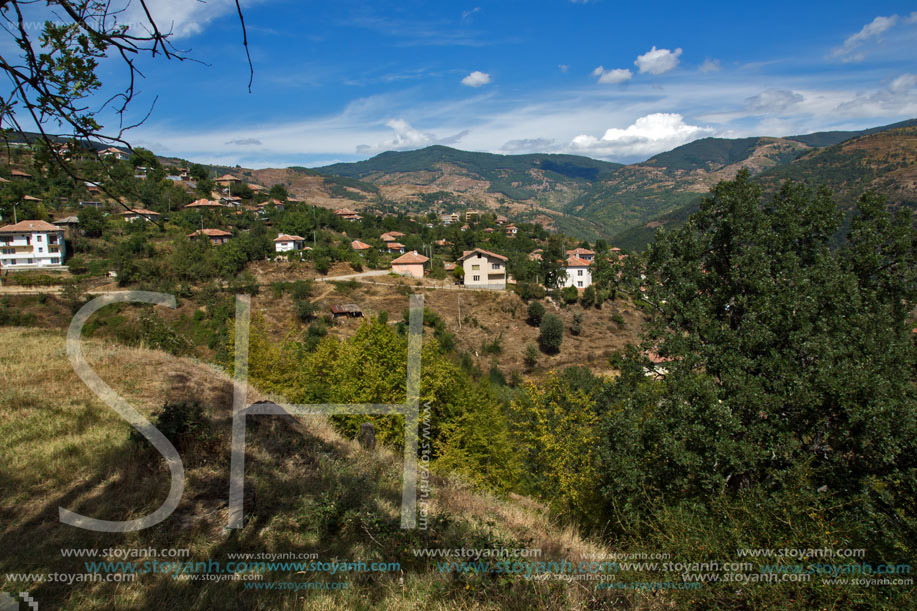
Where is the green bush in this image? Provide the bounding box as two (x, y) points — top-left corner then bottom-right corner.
(538, 314), (563, 353)
(526, 301), (545, 326)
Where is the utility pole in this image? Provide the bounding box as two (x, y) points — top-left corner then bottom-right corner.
(13, 202), (19, 224)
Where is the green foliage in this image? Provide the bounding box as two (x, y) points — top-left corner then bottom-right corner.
(526, 300), (544, 326)
(131, 400), (213, 453)
(78, 206), (106, 238)
(570, 311), (583, 336)
(560, 285), (579, 304)
(580, 285), (596, 308)
(523, 344), (538, 371)
(538, 313), (563, 353)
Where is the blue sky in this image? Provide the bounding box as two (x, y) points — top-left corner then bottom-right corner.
(19, 1), (917, 167)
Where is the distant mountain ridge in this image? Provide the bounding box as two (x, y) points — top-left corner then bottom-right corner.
(314, 119), (917, 243)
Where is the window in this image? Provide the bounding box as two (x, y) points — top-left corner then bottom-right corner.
(51, 258), (59, 264)
(473, 275), (480, 282)
(471, 264), (480, 270)
(37, 247), (43, 253)
(36, 235), (42, 242)
(578, 281), (583, 287)
(491, 263), (500, 270)
(578, 270), (583, 276)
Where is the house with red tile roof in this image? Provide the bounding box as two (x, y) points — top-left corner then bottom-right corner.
(351, 240), (371, 252)
(386, 242), (405, 254)
(0, 220), (66, 268)
(121, 208), (161, 223)
(185, 198), (224, 209)
(391, 250), (429, 278)
(189, 228), (231, 245)
(560, 255), (593, 289)
(274, 233), (305, 252)
(566, 247), (595, 262)
(458, 248), (508, 290)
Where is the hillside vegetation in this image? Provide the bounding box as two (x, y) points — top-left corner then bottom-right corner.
(0, 327), (635, 610)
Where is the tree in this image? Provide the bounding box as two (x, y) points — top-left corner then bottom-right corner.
(523, 344), (539, 371)
(580, 285), (596, 308)
(570, 311), (584, 336)
(189, 164), (209, 182)
(526, 300), (545, 326)
(268, 184), (289, 201)
(538, 314), (563, 353)
(598, 171), (916, 557)
(78, 206), (106, 238)
(0, 1), (251, 217)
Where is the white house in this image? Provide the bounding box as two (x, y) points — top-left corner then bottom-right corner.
(274, 233), (305, 252)
(561, 255), (592, 290)
(458, 248), (508, 290)
(0, 220), (67, 268)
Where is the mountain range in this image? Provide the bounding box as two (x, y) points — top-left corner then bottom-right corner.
(310, 118), (917, 247)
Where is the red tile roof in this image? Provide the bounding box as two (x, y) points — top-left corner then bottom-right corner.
(0, 220), (60, 233)
(121, 208), (159, 216)
(387, 242), (405, 250)
(391, 251), (429, 264)
(564, 256), (592, 267)
(185, 199), (223, 208)
(189, 228), (231, 238)
(458, 248), (508, 262)
(566, 248), (595, 256)
(11, 169), (31, 177)
(351, 240), (371, 250)
(274, 233), (305, 242)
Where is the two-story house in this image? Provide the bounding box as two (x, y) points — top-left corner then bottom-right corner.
(561, 255), (593, 290)
(274, 233), (305, 252)
(458, 248), (508, 290)
(0, 220), (67, 268)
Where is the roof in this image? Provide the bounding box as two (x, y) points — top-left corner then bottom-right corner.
(185, 199), (223, 208)
(564, 256), (592, 267)
(351, 240), (371, 250)
(387, 242), (405, 249)
(443, 263), (456, 271)
(274, 233), (305, 242)
(11, 169), (31, 177)
(334, 208), (357, 215)
(0, 220), (60, 233)
(216, 174), (241, 181)
(189, 228), (231, 238)
(458, 248), (508, 262)
(567, 247), (595, 256)
(391, 251), (429, 265)
(22, 195), (41, 201)
(121, 208), (159, 216)
(53, 216), (79, 224)
(330, 304), (363, 315)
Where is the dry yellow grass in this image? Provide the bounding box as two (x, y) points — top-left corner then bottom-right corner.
(0, 326), (651, 610)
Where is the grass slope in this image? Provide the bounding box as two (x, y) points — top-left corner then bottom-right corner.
(0, 327), (641, 610)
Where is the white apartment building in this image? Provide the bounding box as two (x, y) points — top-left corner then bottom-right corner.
(0, 220), (67, 268)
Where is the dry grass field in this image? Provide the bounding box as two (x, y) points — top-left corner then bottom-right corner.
(0, 327), (652, 610)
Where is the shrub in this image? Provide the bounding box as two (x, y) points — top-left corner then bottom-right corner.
(571, 311), (584, 336)
(561, 285), (579, 304)
(527, 301), (545, 326)
(580, 285), (596, 308)
(132, 400), (212, 452)
(538, 314), (563, 353)
(314, 256), (331, 275)
(523, 344), (539, 370)
(297, 300), (317, 322)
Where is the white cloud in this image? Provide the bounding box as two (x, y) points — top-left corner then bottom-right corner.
(833, 15), (900, 61)
(745, 89), (804, 114)
(121, 0), (250, 39)
(569, 113), (713, 159)
(461, 7), (480, 20)
(699, 58), (721, 73)
(835, 73), (917, 116)
(461, 71), (492, 87)
(356, 119), (469, 154)
(558, 64), (569, 73)
(634, 46), (682, 75)
(592, 66), (633, 84)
